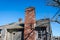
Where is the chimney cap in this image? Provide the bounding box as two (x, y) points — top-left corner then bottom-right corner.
(26, 7), (35, 11)
(26, 7), (35, 9)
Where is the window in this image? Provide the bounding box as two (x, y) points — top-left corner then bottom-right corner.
(38, 31), (41, 38)
(0, 36), (1, 38)
(19, 24), (24, 27)
(0, 29), (2, 34)
(13, 33), (15, 35)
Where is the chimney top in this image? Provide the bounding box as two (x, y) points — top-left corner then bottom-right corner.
(26, 7), (35, 11)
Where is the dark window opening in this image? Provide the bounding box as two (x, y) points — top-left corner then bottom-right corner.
(44, 37), (46, 40)
(0, 29), (2, 34)
(13, 33), (15, 35)
(0, 36), (1, 38)
(19, 24), (24, 27)
(37, 27), (46, 39)
(35, 26), (46, 31)
(40, 27), (46, 31)
(38, 31), (41, 38)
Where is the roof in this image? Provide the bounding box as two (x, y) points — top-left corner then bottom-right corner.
(0, 18), (50, 29)
(0, 22), (24, 29)
(36, 18), (50, 27)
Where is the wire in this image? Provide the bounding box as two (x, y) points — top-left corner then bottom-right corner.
(51, 9), (60, 19)
(51, 8), (60, 24)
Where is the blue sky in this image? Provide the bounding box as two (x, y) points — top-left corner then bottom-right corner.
(0, 0), (60, 36)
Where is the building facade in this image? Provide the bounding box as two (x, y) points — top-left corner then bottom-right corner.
(0, 18), (53, 40)
(0, 7), (59, 40)
(0, 22), (24, 40)
(52, 36), (60, 40)
(35, 18), (52, 40)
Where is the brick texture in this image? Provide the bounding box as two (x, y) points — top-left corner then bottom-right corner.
(24, 7), (36, 40)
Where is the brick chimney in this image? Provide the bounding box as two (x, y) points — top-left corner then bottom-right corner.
(24, 7), (36, 40)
